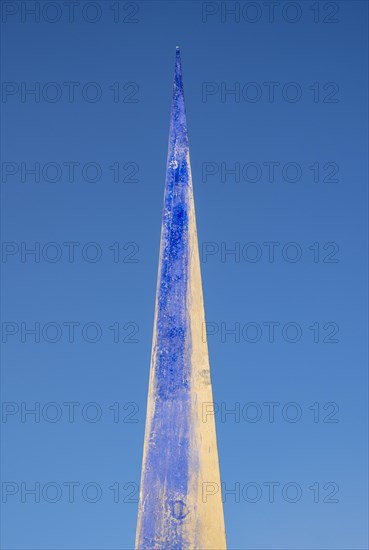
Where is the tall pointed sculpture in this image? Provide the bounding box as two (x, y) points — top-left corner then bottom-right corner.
(135, 48), (227, 550)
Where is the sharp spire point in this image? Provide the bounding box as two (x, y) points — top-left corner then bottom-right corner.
(135, 50), (227, 550)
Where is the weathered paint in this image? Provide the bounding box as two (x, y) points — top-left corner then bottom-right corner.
(135, 48), (227, 550)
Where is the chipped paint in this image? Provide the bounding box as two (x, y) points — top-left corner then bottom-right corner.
(135, 48), (227, 550)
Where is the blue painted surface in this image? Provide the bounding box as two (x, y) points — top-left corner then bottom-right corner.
(137, 48), (193, 549)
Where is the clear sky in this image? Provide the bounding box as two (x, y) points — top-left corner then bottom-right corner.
(1, 1), (368, 549)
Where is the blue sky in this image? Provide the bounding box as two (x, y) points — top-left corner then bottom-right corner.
(1, 1), (368, 548)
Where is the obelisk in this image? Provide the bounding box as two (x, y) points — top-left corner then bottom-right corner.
(135, 47), (227, 550)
